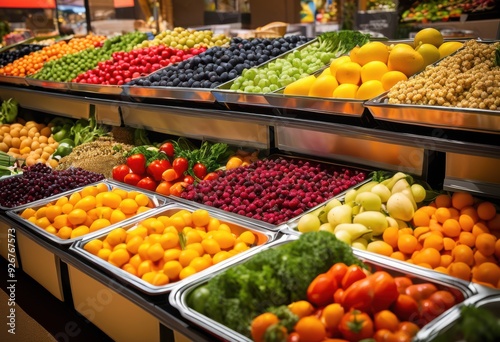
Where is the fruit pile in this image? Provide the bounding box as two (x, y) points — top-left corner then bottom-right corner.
(0, 163), (104, 208)
(283, 28), (464, 100)
(128, 36), (310, 89)
(136, 27), (231, 50)
(251, 262), (461, 342)
(73, 46), (206, 85)
(18, 183), (157, 239)
(30, 32), (148, 83)
(0, 119), (60, 167)
(82, 208), (260, 286)
(181, 157), (367, 225)
(0, 44), (44, 67)
(0, 34), (107, 77)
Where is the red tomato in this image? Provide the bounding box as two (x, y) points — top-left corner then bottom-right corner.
(112, 164), (131, 182)
(307, 272), (338, 307)
(390, 294), (420, 323)
(126, 153), (147, 175)
(183, 175), (194, 184)
(339, 309), (374, 342)
(341, 265), (367, 289)
(287, 332), (300, 342)
(419, 298), (446, 325)
(334, 288), (344, 304)
(203, 172), (218, 181)
(123, 173), (141, 186)
(428, 290), (456, 312)
(371, 271), (399, 313)
(328, 263), (349, 286)
(394, 277), (413, 294)
(405, 283), (438, 302)
(341, 276), (374, 312)
(159, 142), (175, 157)
(172, 157), (189, 175)
(147, 159), (171, 181)
(193, 162), (207, 179)
(136, 176), (157, 191)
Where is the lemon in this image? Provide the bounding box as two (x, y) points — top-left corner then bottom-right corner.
(388, 48), (424, 77)
(413, 28), (443, 48)
(438, 41), (464, 59)
(308, 74), (338, 98)
(319, 67), (332, 77)
(332, 84), (359, 99)
(354, 42), (390, 66)
(356, 80), (385, 100)
(389, 43), (414, 53)
(416, 43), (441, 67)
(381, 71), (408, 91)
(349, 46), (361, 64)
(336, 62), (362, 85)
(360, 61), (388, 83)
(283, 75), (316, 96)
(329, 55), (351, 77)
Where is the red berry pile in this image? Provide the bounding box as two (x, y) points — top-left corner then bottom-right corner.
(73, 45), (206, 85)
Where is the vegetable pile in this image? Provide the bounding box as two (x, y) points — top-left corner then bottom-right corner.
(0, 98), (18, 124)
(186, 231), (365, 337)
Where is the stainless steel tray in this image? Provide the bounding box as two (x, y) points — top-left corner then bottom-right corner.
(264, 92), (366, 117)
(69, 82), (124, 95)
(169, 234), (478, 342)
(25, 77), (70, 90)
(123, 85), (216, 103)
(70, 202), (277, 295)
(365, 92), (500, 134)
(0, 74), (28, 86)
(6, 179), (168, 246)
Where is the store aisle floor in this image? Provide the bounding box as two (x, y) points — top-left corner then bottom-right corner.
(0, 257), (113, 342)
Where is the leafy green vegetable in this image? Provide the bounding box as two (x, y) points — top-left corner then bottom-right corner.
(189, 231), (365, 338)
(0, 151), (23, 177)
(433, 304), (500, 342)
(71, 114), (108, 146)
(318, 30), (371, 58)
(134, 128), (151, 146)
(266, 306), (298, 334)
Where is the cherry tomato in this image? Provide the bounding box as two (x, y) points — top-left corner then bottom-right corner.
(112, 164), (130, 182)
(405, 283), (438, 302)
(183, 175), (194, 184)
(203, 172), (218, 181)
(394, 277), (413, 294)
(172, 157), (189, 175)
(371, 271), (399, 313)
(397, 321), (420, 337)
(428, 290), (456, 312)
(169, 181), (188, 197)
(126, 153), (147, 175)
(193, 162), (207, 179)
(123, 173), (141, 186)
(339, 309), (374, 342)
(307, 272), (338, 307)
(341, 276), (374, 312)
(136, 176), (157, 191)
(159, 142), (175, 157)
(328, 262), (349, 286)
(334, 288), (344, 304)
(390, 294), (420, 323)
(419, 298), (446, 325)
(341, 265), (367, 289)
(287, 332), (300, 342)
(147, 159), (171, 181)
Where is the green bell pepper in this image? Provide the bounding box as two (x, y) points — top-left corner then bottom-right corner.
(52, 138), (75, 160)
(52, 123), (73, 142)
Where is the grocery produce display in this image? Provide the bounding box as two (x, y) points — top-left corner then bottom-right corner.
(128, 35), (310, 89)
(292, 171), (500, 289)
(283, 28), (464, 100)
(0, 34), (107, 77)
(387, 39), (500, 110)
(13, 181), (158, 240)
(0, 163), (104, 208)
(76, 206), (271, 289)
(227, 31), (371, 93)
(181, 157), (367, 225)
(0, 44), (44, 67)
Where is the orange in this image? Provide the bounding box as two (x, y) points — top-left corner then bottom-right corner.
(330, 55), (351, 77)
(213, 230), (236, 249)
(355, 41), (390, 66)
(84, 239), (103, 255)
(332, 83), (359, 99)
(67, 208), (87, 226)
(212, 251), (231, 264)
(189, 256), (212, 272)
(361, 60), (388, 82)
(126, 235), (144, 254)
(383, 226), (399, 248)
(237, 231), (256, 245)
(423, 234), (443, 251)
(106, 227), (127, 246)
(477, 201), (497, 221)
(412, 247), (441, 269)
(122, 263), (137, 276)
(458, 231), (476, 247)
(440, 254), (453, 268)
(191, 209), (210, 227)
(159, 232), (180, 250)
(179, 249), (200, 267)
(119, 198), (139, 215)
(374, 310), (400, 332)
(163, 248), (181, 262)
(288, 300), (315, 319)
(451, 192), (474, 211)
(452, 245), (474, 266)
(381, 70), (408, 91)
(108, 248), (130, 268)
(443, 237), (456, 251)
(185, 242), (205, 257)
(474, 250), (496, 265)
(434, 194), (452, 208)
(336, 62), (362, 85)
(472, 262), (500, 287)
(89, 218), (111, 233)
(74, 195), (96, 211)
(294, 316), (326, 342)
(435, 208), (451, 224)
(308, 74), (338, 98)
(320, 303), (344, 330)
(163, 260), (182, 280)
(447, 262), (471, 281)
(45, 205), (62, 222)
(179, 265), (197, 280)
(201, 238), (221, 255)
(475, 233), (497, 256)
(472, 222), (490, 236)
(397, 234), (418, 255)
(71, 225), (90, 239)
(459, 214), (476, 232)
(442, 219), (461, 238)
(390, 251), (407, 261)
(387, 48), (424, 77)
(412, 209), (431, 227)
(355, 80), (385, 100)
